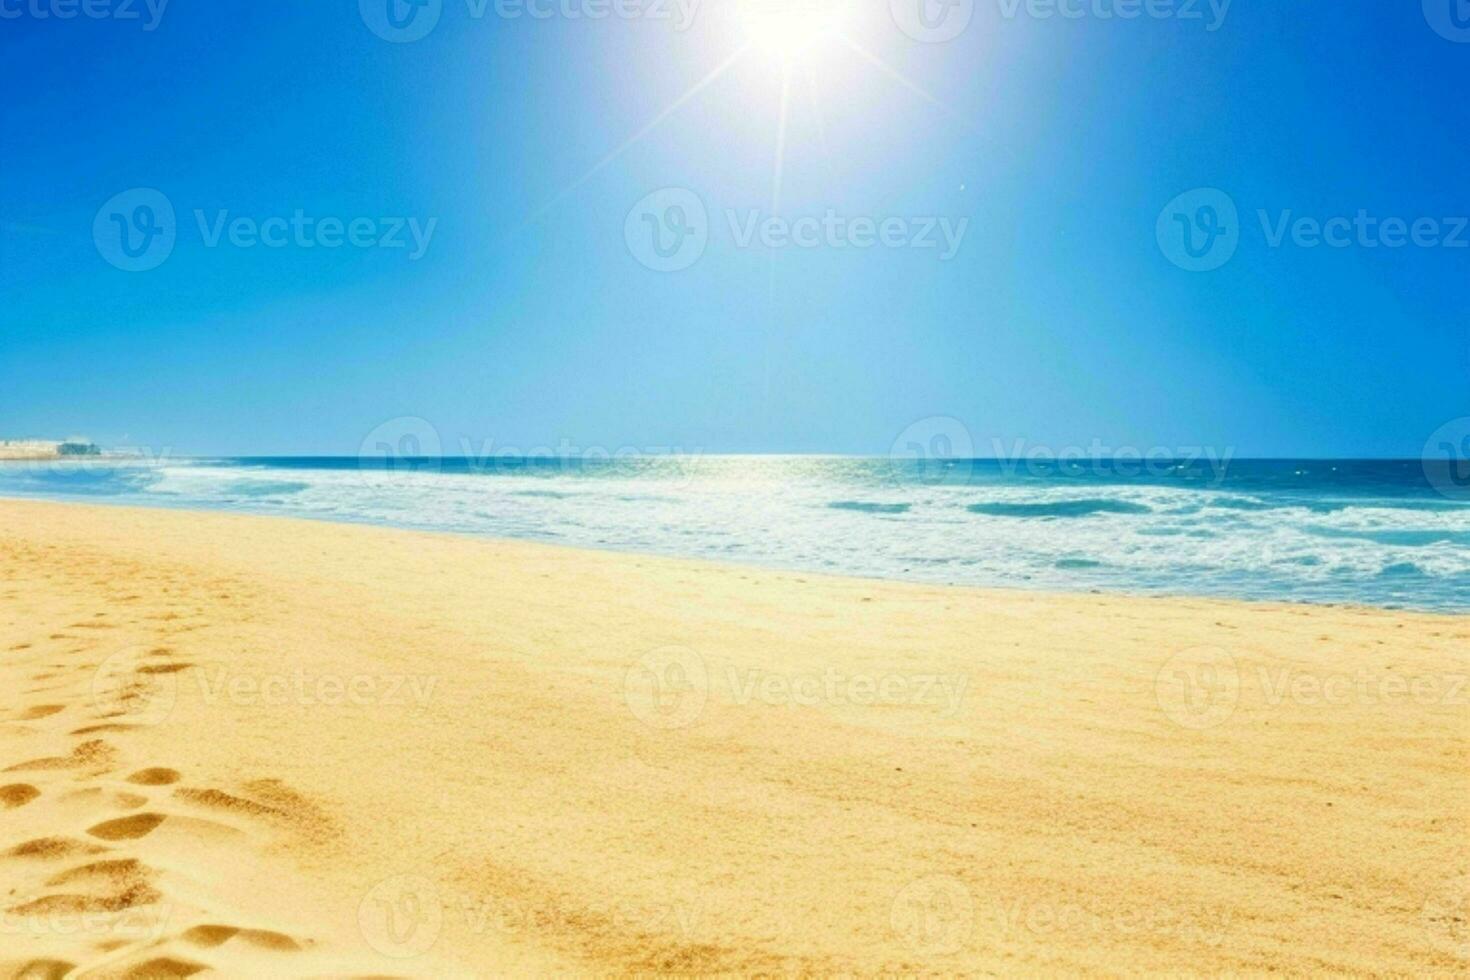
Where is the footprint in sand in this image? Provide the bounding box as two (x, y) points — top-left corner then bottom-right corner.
(71, 722), (144, 735)
(7, 881), (162, 916)
(91, 649), (182, 725)
(1, 783), (41, 809)
(182, 924), (303, 951)
(5, 739), (118, 773)
(16, 704), (65, 720)
(136, 662), (194, 675)
(127, 768), (181, 786)
(119, 957), (206, 979)
(13, 961), (75, 980)
(47, 857), (154, 889)
(174, 787), (284, 820)
(87, 812), (167, 841)
(7, 837), (107, 860)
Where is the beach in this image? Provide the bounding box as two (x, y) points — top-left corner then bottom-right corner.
(1, 496), (1466, 975)
(0, 446), (62, 462)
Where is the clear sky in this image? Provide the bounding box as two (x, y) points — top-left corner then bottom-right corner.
(1, 0), (1465, 457)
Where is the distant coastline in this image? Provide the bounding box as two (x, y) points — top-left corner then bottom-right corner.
(0, 439), (104, 461)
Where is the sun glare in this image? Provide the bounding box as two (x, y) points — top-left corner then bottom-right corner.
(738, 0), (849, 63)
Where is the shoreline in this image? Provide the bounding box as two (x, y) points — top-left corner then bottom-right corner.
(0, 493), (1462, 618)
(1, 497), (1467, 974)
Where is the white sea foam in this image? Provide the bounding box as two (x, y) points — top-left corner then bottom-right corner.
(2, 457), (1466, 610)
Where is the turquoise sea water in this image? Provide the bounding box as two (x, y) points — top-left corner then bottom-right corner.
(2, 456), (1467, 612)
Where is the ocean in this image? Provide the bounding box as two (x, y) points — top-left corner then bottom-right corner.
(2, 456), (1467, 612)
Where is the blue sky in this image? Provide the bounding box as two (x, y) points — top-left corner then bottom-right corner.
(1, 0), (1465, 456)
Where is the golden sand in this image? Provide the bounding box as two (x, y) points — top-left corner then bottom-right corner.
(0, 498), (1466, 976)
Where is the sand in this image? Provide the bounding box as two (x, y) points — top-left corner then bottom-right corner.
(0, 445), (61, 462)
(0, 497), (1466, 977)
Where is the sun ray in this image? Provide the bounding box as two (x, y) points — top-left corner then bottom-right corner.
(837, 35), (962, 122)
(526, 45), (751, 224)
(802, 61), (833, 179)
(771, 62), (793, 218)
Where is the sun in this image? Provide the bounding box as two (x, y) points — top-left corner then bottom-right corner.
(738, 0), (850, 63)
